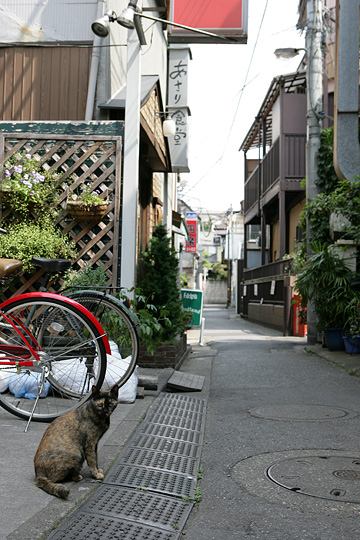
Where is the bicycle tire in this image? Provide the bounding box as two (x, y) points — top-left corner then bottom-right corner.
(0, 295), (107, 422)
(66, 290), (139, 390)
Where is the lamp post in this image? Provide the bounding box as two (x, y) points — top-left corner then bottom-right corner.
(275, 0), (324, 344)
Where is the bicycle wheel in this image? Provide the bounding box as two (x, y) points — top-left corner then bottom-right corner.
(0, 295), (107, 422)
(66, 290), (139, 389)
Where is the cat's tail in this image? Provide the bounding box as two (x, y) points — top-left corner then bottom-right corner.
(36, 476), (69, 499)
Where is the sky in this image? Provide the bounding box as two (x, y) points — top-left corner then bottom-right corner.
(180, 0), (305, 213)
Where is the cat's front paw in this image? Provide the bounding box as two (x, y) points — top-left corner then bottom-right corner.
(93, 469), (104, 480)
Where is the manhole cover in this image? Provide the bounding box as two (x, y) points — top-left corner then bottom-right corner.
(249, 405), (355, 421)
(267, 455), (360, 503)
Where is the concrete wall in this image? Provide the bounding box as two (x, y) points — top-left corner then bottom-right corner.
(204, 280), (227, 304)
(248, 302), (284, 331)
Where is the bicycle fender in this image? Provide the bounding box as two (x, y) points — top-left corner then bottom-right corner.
(0, 292), (111, 354)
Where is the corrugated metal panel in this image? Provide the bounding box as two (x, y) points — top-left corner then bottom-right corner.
(0, 46), (92, 120)
(0, 0), (98, 42)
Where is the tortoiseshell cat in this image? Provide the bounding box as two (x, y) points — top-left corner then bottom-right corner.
(34, 385), (119, 499)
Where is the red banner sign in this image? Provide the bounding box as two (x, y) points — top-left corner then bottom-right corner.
(185, 219), (197, 253)
(169, 0), (248, 44)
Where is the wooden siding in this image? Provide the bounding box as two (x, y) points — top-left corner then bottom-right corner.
(0, 46), (91, 121)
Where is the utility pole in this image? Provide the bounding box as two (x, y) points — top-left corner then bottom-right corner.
(305, 0), (324, 345)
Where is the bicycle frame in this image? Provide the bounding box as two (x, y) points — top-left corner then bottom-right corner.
(0, 292), (111, 354)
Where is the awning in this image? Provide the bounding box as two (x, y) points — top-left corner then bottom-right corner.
(99, 75), (159, 110)
(172, 210), (188, 237)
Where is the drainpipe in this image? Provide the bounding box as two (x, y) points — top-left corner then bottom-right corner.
(85, 0), (106, 120)
(333, 0), (360, 181)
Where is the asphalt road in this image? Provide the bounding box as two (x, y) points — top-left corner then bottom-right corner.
(183, 306), (360, 540)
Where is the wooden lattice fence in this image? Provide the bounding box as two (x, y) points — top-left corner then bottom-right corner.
(0, 131), (122, 297)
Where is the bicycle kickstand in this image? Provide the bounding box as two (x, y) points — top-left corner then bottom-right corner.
(24, 368), (47, 433)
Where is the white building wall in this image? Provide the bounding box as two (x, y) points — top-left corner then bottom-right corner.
(0, 0), (98, 42)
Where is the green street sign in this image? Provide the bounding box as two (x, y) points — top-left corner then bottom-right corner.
(181, 288), (203, 327)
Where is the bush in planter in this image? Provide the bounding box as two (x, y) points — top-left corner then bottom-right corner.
(343, 294), (360, 353)
(0, 220), (76, 273)
(136, 224), (188, 352)
(295, 244), (354, 335)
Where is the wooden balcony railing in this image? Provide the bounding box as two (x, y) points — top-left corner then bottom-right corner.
(243, 258), (292, 281)
(284, 134), (306, 179)
(244, 165), (259, 212)
(262, 137), (280, 192)
(244, 133), (305, 214)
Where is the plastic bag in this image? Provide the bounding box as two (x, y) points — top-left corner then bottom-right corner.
(0, 370), (9, 393)
(8, 372), (50, 400)
(103, 340), (138, 403)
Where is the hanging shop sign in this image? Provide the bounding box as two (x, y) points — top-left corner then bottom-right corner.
(168, 0), (248, 44)
(185, 217), (197, 253)
(167, 46), (191, 172)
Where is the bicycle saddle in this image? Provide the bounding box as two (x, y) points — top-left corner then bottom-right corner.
(32, 257), (72, 273)
(0, 258), (22, 278)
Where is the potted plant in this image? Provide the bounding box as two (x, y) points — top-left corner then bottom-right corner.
(66, 186), (109, 223)
(343, 295), (360, 354)
(295, 245), (354, 349)
(1, 152), (58, 220)
(136, 224), (189, 366)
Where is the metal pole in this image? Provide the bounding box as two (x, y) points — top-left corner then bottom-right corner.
(306, 0), (324, 345)
(120, 28), (142, 290)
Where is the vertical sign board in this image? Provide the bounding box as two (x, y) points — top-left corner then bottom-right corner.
(181, 289), (203, 327)
(167, 47), (191, 173)
(169, 0), (248, 44)
(185, 211), (197, 253)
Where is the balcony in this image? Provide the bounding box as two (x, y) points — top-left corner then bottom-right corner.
(244, 133), (305, 216)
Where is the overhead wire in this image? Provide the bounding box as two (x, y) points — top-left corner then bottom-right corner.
(182, 0), (270, 198)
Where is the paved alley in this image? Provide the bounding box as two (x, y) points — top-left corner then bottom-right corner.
(184, 306), (360, 540)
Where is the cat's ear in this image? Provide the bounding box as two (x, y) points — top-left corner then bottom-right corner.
(110, 384), (119, 398)
(91, 385), (100, 396)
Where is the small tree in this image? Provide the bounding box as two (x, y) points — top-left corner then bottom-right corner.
(137, 224), (186, 345)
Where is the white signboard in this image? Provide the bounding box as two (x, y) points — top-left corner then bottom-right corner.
(167, 47), (191, 172)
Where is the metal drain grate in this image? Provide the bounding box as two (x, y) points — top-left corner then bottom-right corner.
(81, 484), (193, 531)
(148, 411), (204, 432)
(104, 463), (195, 497)
(160, 394), (206, 408)
(48, 512), (178, 540)
(146, 398), (206, 418)
(121, 446), (197, 476)
(140, 423), (201, 444)
(129, 434), (201, 458)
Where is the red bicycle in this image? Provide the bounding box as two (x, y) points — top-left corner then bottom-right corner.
(0, 258), (110, 428)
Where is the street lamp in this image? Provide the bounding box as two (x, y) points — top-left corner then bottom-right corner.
(274, 1), (324, 345)
(274, 47), (306, 59)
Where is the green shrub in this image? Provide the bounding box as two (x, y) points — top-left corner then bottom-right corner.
(137, 224), (188, 348)
(0, 220), (76, 272)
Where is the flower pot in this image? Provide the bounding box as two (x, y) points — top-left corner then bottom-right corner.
(66, 200), (109, 224)
(343, 336), (360, 354)
(324, 328), (345, 351)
